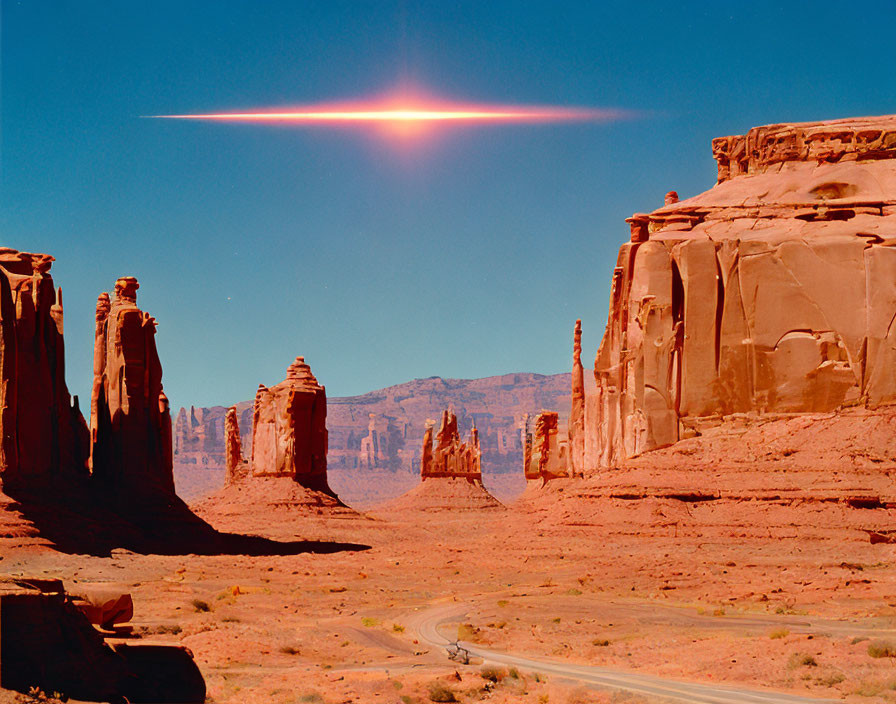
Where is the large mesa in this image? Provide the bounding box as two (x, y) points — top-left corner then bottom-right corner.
(586, 115), (896, 466)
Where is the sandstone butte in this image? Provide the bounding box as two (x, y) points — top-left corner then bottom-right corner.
(527, 115), (896, 487)
(194, 357), (352, 526)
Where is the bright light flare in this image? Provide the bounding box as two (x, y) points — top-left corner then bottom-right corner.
(147, 99), (627, 130)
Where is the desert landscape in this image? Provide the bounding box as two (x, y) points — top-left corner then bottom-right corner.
(2, 4), (895, 704)
(1, 112), (895, 704)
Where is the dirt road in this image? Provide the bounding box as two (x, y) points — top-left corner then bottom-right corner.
(411, 603), (842, 704)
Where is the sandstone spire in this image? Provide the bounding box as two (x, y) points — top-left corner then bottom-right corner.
(568, 319), (585, 476)
(224, 405), (245, 483)
(89, 276), (173, 493)
(420, 410), (481, 481)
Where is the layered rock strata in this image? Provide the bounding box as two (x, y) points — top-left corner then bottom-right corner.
(588, 115), (896, 467)
(420, 410), (481, 482)
(0, 249), (88, 483)
(89, 277), (174, 493)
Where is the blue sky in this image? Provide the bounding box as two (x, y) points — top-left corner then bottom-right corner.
(2, 1), (894, 410)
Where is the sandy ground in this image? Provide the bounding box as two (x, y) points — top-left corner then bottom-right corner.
(5, 477), (896, 704)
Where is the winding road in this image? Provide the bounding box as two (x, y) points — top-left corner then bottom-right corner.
(410, 604), (843, 704)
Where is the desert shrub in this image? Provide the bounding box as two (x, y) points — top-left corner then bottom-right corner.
(851, 636), (869, 645)
(299, 694), (324, 703)
(154, 624), (183, 635)
(566, 588), (583, 596)
(221, 616), (240, 623)
(480, 665), (506, 682)
(787, 652), (817, 669)
(592, 638), (610, 647)
(508, 667), (520, 679)
(428, 681), (457, 702)
(868, 640), (896, 658)
(551, 617), (561, 624)
(361, 617), (379, 627)
(769, 628), (789, 639)
(279, 645), (300, 655)
(392, 623), (405, 633)
(497, 599), (509, 607)
(190, 599), (211, 613)
(817, 672), (845, 686)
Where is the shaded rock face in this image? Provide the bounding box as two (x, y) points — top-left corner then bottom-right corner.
(420, 410), (481, 481)
(90, 277), (174, 493)
(523, 411), (568, 481)
(588, 115), (896, 467)
(249, 357), (329, 491)
(224, 406), (247, 483)
(0, 249), (88, 483)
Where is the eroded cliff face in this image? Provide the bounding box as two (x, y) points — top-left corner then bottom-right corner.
(588, 115), (896, 468)
(249, 357), (329, 492)
(523, 411), (568, 482)
(90, 277), (174, 493)
(420, 410), (481, 482)
(0, 249), (88, 484)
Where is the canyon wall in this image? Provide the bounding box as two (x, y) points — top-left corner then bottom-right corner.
(587, 115), (896, 468)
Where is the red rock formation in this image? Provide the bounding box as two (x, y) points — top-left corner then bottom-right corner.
(420, 410), (481, 481)
(224, 406), (247, 483)
(0, 249), (87, 483)
(250, 356), (329, 492)
(588, 115), (896, 468)
(89, 276), (173, 493)
(568, 320), (585, 476)
(523, 411), (568, 481)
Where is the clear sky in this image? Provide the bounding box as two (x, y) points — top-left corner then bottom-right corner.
(2, 1), (894, 411)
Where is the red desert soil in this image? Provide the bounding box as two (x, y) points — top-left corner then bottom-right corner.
(7, 420), (896, 704)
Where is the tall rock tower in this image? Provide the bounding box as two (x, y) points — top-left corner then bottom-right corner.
(89, 276), (174, 493)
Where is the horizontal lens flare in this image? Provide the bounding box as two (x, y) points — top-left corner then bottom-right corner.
(148, 104), (622, 125)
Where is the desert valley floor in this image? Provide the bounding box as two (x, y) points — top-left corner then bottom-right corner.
(6, 462), (896, 704)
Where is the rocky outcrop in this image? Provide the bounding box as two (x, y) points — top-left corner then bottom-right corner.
(588, 115), (896, 467)
(420, 410), (481, 481)
(249, 356), (329, 491)
(0, 249), (88, 484)
(89, 277), (174, 493)
(523, 411), (568, 481)
(224, 406), (247, 483)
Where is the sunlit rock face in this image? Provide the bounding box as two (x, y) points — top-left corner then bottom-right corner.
(523, 411), (568, 482)
(419, 410), (481, 482)
(0, 249), (88, 482)
(588, 115), (896, 467)
(90, 277), (174, 493)
(250, 356), (329, 492)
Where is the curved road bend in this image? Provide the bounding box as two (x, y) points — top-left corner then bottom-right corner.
(411, 604), (839, 704)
